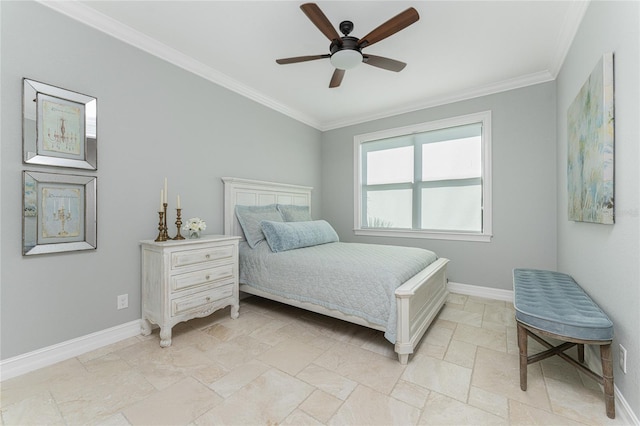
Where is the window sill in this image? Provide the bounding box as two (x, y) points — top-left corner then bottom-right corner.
(353, 228), (492, 242)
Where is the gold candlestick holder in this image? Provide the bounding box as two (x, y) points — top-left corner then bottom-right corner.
(173, 208), (185, 240)
(155, 211), (167, 242)
(161, 203), (172, 240)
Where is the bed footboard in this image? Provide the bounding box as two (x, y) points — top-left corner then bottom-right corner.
(394, 257), (449, 364)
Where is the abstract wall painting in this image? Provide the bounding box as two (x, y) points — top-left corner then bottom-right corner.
(567, 52), (614, 224)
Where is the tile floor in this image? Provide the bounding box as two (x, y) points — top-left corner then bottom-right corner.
(0, 293), (627, 425)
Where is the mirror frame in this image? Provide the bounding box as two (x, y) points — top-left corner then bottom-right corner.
(23, 171), (97, 256)
(23, 78), (97, 170)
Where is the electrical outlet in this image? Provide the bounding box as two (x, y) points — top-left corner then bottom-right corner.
(117, 294), (129, 310)
(619, 344), (627, 374)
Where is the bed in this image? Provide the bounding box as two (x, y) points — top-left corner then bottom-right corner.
(222, 177), (449, 364)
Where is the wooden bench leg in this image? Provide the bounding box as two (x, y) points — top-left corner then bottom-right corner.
(600, 344), (615, 419)
(517, 322), (528, 391)
(578, 343), (584, 363)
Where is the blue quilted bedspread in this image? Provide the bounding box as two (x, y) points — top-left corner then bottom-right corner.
(239, 241), (438, 343)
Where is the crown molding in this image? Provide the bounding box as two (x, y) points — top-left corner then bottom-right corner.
(37, 1), (583, 132)
(36, 0), (322, 130)
(320, 70), (555, 131)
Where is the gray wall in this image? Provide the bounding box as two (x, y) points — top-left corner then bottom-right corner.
(556, 1), (639, 415)
(0, 2), (321, 359)
(321, 82), (558, 289)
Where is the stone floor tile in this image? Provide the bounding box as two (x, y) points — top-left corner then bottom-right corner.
(472, 346), (551, 410)
(508, 399), (587, 426)
(208, 360), (270, 398)
(419, 392), (507, 425)
(314, 343), (406, 395)
(444, 339), (477, 369)
(296, 364), (357, 401)
(329, 385), (420, 425)
(452, 322), (507, 352)
(468, 386), (509, 418)
(0, 391), (65, 426)
(195, 369), (313, 425)
(402, 354), (472, 402)
(299, 389), (343, 423)
(122, 377), (221, 425)
(391, 380), (431, 409)
(257, 338), (325, 375)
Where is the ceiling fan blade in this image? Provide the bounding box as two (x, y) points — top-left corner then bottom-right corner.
(329, 69), (345, 88)
(276, 54), (330, 65)
(300, 3), (342, 44)
(357, 7), (419, 48)
(363, 54), (407, 72)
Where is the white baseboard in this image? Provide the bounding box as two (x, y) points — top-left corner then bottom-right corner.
(447, 280), (514, 302)
(0, 320), (141, 381)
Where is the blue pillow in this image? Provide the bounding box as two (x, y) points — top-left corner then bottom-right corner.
(261, 220), (339, 252)
(235, 205), (283, 248)
(277, 204), (312, 222)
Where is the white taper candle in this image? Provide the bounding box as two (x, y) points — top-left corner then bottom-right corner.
(164, 177), (168, 204)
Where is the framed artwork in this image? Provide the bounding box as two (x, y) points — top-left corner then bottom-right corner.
(567, 52), (615, 224)
(23, 171), (97, 255)
(23, 78), (97, 170)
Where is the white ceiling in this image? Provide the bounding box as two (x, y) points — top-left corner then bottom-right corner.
(41, 1), (588, 130)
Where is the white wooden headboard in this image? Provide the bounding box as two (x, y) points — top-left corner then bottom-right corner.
(222, 177), (312, 238)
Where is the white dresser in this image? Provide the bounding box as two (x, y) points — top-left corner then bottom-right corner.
(140, 235), (240, 347)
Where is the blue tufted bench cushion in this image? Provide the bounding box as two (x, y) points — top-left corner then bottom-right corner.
(513, 269), (613, 341)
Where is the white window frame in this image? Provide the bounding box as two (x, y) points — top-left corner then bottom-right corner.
(353, 111), (493, 242)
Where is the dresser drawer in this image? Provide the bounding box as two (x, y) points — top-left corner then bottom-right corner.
(171, 244), (235, 269)
(171, 264), (234, 292)
(171, 284), (234, 317)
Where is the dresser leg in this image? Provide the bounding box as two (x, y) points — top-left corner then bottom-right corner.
(141, 318), (152, 336)
(231, 304), (240, 319)
(160, 327), (172, 347)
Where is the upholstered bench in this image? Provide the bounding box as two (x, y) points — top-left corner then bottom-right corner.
(513, 269), (615, 419)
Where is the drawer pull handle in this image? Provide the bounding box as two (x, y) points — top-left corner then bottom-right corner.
(205, 275), (211, 280)
(206, 297), (211, 302)
(205, 254), (210, 259)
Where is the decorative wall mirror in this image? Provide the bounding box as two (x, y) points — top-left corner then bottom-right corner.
(23, 78), (97, 170)
(23, 171), (97, 255)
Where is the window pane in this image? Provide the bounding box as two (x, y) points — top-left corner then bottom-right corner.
(355, 111), (491, 239)
(421, 185), (482, 232)
(367, 146), (413, 185)
(422, 136), (481, 181)
(366, 189), (412, 228)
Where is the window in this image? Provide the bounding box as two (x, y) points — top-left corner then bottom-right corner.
(354, 111), (492, 242)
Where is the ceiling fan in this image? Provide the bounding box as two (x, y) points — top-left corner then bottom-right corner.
(276, 3), (420, 88)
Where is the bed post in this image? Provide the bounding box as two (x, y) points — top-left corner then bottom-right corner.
(394, 258), (449, 364)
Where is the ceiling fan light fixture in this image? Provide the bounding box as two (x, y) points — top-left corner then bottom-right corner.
(330, 49), (363, 70)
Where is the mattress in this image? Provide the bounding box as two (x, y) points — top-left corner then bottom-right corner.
(239, 241), (438, 343)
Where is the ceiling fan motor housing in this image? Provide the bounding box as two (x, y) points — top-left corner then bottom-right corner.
(330, 36), (360, 55)
(339, 20), (354, 36)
